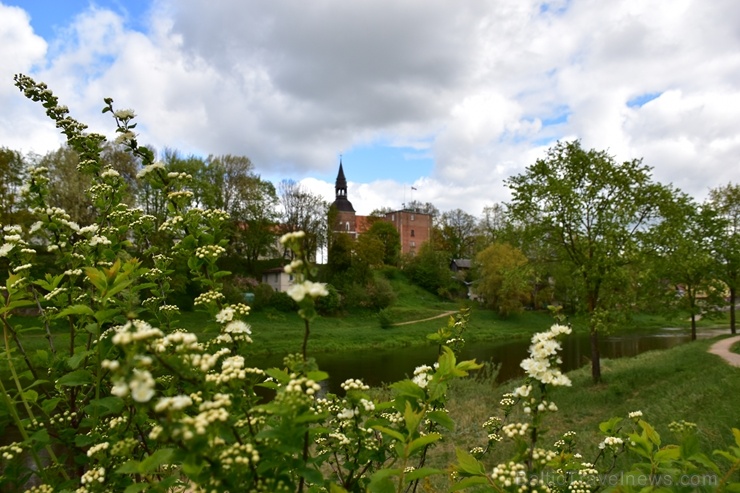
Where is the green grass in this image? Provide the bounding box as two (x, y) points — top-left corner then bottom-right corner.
(424, 336), (740, 489)
(732, 340), (740, 355)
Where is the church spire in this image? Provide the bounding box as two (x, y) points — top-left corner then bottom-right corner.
(332, 157), (355, 212)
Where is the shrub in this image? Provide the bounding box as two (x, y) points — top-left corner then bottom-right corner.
(315, 283), (341, 315)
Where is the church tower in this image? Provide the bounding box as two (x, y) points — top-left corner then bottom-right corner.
(331, 159), (357, 236)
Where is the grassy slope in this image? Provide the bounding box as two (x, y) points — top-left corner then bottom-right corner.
(422, 336), (740, 490)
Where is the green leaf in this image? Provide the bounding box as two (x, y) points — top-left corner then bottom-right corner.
(306, 370), (329, 382)
(139, 448), (174, 473)
(56, 369), (93, 387)
(67, 350), (93, 370)
(116, 460), (141, 474)
(734, 428), (740, 448)
(264, 367), (290, 384)
(405, 467), (443, 481)
(41, 397), (61, 414)
(455, 448), (486, 476)
(372, 425), (405, 442)
(408, 433), (442, 455)
(599, 416), (623, 435)
(57, 304), (95, 318)
(85, 396), (125, 417)
(654, 445), (680, 464)
(639, 419), (661, 446)
(427, 409), (455, 431)
(403, 401), (423, 435)
(449, 476), (490, 491)
(21, 389), (38, 403)
(368, 468), (401, 493)
(390, 379), (426, 401)
(680, 433), (700, 459)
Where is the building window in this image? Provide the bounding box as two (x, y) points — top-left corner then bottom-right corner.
(411, 214), (415, 221)
(346, 221), (350, 231)
(410, 229), (415, 237)
(410, 241), (416, 247)
(391, 214), (395, 221)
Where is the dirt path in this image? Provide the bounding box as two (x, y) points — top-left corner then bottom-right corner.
(708, 335), (740, 368)
(392, 311), (457, 326)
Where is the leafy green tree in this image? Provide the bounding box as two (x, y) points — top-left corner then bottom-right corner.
(651, 197), (726, 339)
(0, 147), (27, 225)
(231, 178), (280, 271)
(365, 220), (401, 266)
(403, 241), (458, 298)
(437, 208), (478, 260)
(475, 242), (532, 316)
(506, 140), (677, 383)
(706, 183), (740, 334)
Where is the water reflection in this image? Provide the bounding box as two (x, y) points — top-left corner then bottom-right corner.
(245, 330), (697, 394)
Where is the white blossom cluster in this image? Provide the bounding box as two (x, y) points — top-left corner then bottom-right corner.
(218, 442), (260, 470)
(279, 230), (305, 244)
(519, 324), (572, 386)
(628, 410), (643, 419)
(341, 378), (370, 392)
(111, 320), (164, 346)
(154, 395), (193, 413)
(286, 280), (329, 302)
(86, 441), (110, 457)
(194, 289), (225, 306)
(412, 364), (434, 389)
(111, 368), (156, 402)
(200, 208), (230, 221)
(158, 215), (183, 232)
(502, 422), (530, 439)
(598, 436), (624, 451)
(136, 161), (165, 178)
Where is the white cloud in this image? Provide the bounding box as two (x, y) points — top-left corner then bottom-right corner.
(3, 0), (740, 217)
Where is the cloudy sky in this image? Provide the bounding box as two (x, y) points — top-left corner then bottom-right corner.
(1, 0), (739, 216)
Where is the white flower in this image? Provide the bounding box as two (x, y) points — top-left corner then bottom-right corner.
(113, 109), (135, 120)
(280, 230), (306, 244)
(0, 243), (13, 257)
(129, 369), (155, 403)
(216, 307), (235, 323)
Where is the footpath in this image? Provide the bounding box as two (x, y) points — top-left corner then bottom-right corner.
(708, 335), (740, 368)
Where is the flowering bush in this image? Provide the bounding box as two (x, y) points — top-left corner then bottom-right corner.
(1, 75), (738, 493)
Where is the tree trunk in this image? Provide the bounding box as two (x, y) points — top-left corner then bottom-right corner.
(590, 329), (601, 383)
(731, 287), (737, 335)
(690, 313), (697, 341)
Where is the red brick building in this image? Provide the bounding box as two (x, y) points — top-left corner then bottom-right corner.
(330, 161), (432, 256)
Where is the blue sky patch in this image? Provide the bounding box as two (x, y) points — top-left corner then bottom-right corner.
(627, 92), (662, 108)
(328, 143), (434, 185)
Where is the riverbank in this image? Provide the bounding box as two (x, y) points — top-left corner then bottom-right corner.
(423, 335), (740, 489)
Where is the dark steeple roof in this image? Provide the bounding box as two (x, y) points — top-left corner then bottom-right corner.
(333, 159), (355, 212)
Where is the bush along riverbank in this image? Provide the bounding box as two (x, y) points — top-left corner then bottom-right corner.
(1, 75), (739, 492)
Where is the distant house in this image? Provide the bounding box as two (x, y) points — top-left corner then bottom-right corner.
(262, 267), (293, 292)
(450, 259), (472, 273)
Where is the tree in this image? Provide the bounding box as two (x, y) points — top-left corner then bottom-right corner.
(706, 183), (740, 334)
(279, 180), (329, 261)
(650, 198), (725, 340)
(404, 200), (439, 218)
(0, 147), (27, 225)
(232, 178), (280, 271)
(403, 241), (458, 298)
(475, 242), (532, 316)
(38, 146), (95, 224)
(365, 220), (401, 266)
(437, 208), (478, 260)
(506, 140), (677, 383)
